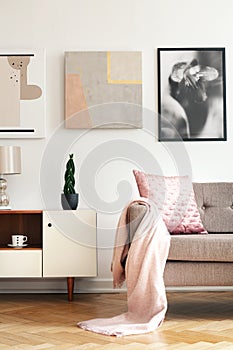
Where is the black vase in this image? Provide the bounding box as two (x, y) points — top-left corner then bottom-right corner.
(61, 193), (79, 210)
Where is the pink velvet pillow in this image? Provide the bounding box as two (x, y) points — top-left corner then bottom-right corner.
(133, 170), (207, 234)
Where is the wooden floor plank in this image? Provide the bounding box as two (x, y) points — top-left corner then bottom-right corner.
(0, 292), (232, 349)
(146, 343), (174, 349)
(210, 342), (233, 349)
(164, 343), (193, 350)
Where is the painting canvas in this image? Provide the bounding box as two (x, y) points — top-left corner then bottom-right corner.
(158, 48), (226, 141)
(0, 49), (45, 138)
(65, 51), (142, 129)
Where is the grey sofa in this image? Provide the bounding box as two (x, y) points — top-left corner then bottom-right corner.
(129, 182), (233, 287)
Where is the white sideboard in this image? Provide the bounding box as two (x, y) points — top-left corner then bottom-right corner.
(0, 209), (97, 300)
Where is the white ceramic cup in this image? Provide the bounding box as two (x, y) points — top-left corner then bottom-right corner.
(12, 235), (28, 246)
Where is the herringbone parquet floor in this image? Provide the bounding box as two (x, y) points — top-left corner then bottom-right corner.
(0, 291), (232, 349)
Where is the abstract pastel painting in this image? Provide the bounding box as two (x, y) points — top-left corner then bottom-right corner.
(65, 51), (142, 129)
(0, 49), (45, 138)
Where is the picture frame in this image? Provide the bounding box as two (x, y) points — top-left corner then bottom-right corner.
(0, 48), (45, 138)
(157, 47), (226, 141)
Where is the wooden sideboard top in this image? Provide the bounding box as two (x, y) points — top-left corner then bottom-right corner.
(0, 210), (42, 214)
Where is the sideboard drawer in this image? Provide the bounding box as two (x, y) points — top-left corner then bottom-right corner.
(0, 250), (42, 277)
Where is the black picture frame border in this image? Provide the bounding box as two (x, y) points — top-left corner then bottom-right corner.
(157, 47), (227, 142)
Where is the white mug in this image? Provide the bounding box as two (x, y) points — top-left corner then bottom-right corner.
(12, 235), (28, 247)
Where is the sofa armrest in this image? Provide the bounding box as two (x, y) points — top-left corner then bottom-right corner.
(128, 203), (147, 243)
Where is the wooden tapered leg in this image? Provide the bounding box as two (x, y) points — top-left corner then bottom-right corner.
(67, 277), (75, 302)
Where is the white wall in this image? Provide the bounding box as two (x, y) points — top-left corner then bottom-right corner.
(1, 0), (233, 292)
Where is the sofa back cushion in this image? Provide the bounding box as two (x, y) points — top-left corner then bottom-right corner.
(193, 182), (233, 233)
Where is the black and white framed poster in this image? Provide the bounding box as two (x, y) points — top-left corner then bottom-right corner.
(158, 48), (226, 141)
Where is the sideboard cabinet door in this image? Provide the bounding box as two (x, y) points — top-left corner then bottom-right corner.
(43, 210), (97, 277)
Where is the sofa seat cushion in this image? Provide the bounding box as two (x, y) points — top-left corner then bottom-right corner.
(168, 234), (233, 262)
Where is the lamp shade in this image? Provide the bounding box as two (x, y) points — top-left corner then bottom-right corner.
(0, 146), (21, 175)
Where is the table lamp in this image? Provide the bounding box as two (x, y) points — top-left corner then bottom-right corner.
(0, 146), (21, 209)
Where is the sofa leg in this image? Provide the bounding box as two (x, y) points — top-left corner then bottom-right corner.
(67, 277), (75, 302)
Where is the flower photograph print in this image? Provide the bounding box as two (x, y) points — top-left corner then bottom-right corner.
(157, 48), (226, 141)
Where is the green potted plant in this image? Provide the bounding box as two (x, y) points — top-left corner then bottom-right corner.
(61, 154), (79, 210)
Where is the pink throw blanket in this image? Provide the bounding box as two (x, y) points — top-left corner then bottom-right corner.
(77, 199), (171, 337)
